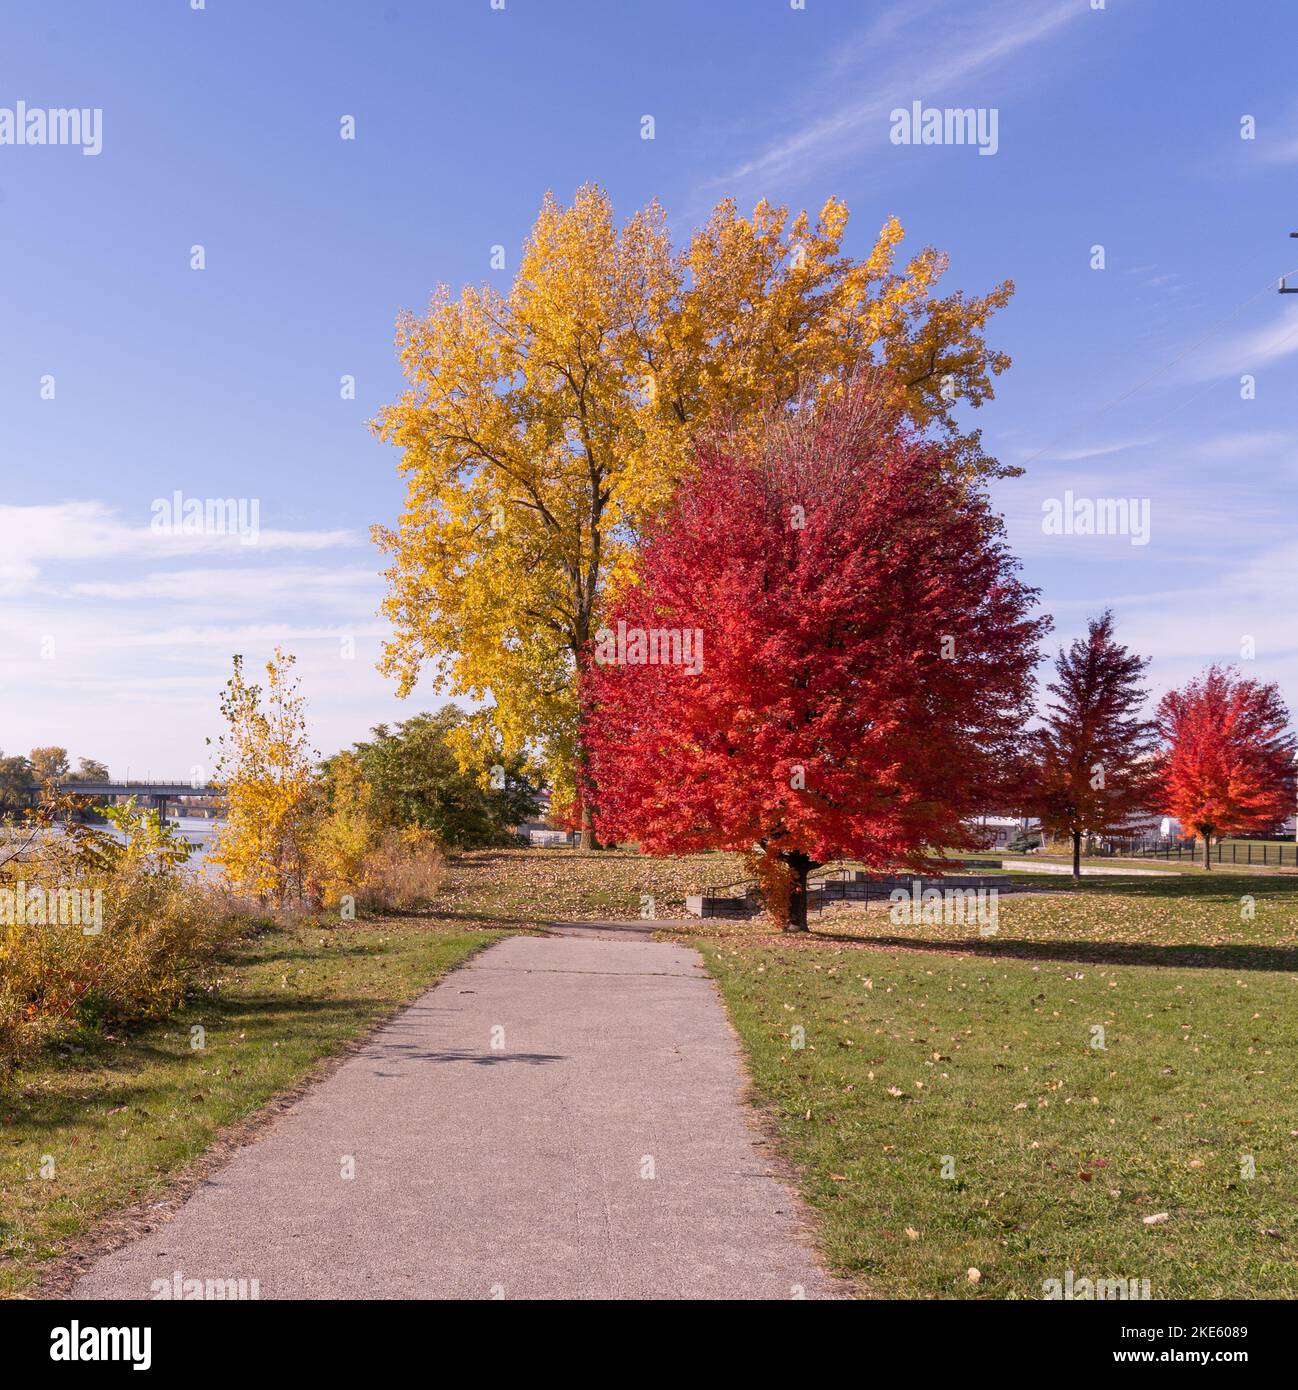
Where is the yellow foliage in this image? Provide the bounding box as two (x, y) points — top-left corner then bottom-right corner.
(306, 751), (378, 910)
(373, 185), (1014, 808)
(210, 649), (317, 907)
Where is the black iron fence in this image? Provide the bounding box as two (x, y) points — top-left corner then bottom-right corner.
(1098, 837), (1298, 868)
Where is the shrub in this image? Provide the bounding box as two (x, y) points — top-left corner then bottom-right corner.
(354, 829), (446, 915)
(307, 751), (380, 910)
(0, 803), (239, 1078)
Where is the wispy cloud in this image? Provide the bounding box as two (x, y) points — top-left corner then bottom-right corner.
(0, 501), (357, 596)
(710, 0), (1083, 189)
(0, 503), (403, 776)
(1179, 305), (1298, 382)
(1025, 434), (1162, 464)
(1188, 430), (1298, 462)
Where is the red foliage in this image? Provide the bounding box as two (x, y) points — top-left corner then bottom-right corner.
(582, 381), (1048, 922)
(1027, 610), (1160, 875)
(1155, 666), (1296, 855)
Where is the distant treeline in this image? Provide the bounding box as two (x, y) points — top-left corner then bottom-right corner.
(0, 748), (110, 811)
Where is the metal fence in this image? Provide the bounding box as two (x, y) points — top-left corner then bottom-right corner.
(1101, 837), (1298, 868)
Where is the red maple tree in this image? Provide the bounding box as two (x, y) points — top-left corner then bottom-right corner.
(582, 381), (1048, 929)
(1155, 666), (1296, 869)
(1027, 610), (1160, 882)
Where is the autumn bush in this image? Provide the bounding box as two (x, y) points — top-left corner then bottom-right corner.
(0, 806), (239, 1078)
(353, 828), (446, 915)
(305, 753), (447, 917)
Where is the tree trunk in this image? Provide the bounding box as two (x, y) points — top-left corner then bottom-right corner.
(1202, 832), (1212, 870)
(1072, 829), (1082, 884)
(785, 852), (812, 932)
(579, 800), (595, 851)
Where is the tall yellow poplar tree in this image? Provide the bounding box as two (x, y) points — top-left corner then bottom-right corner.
(373, 185), (1014, 845)
(211, 649), (317, 906)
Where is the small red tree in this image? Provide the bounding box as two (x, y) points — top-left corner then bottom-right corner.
(1155, 666), (1296, 869)
(583, 381), (1048, 929)
(1028, 611), (1160, 882)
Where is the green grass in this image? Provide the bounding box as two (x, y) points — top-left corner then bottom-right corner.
(807, 872), (1298, 971)
(0, 917), (503, 1297)
(700, 879), (1298, 1299)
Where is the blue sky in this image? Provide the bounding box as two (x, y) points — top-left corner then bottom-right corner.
(2, 0), (1296, 777)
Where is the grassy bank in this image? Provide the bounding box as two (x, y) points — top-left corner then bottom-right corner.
(0, 917), (504, 1297)
(700, 879), (1298, 1299)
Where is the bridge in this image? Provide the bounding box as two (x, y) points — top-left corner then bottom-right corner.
(25, 779), (221, 819)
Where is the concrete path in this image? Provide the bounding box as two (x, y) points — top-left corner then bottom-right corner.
(1002, 859), (1177, 877)
(73, 931), (838, 1300)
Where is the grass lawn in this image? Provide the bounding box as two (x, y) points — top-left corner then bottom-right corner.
(699, 875), (1298, 1299)
(8, 846), (1294, 1302)
(804, 872), (1298, 971)
(430, 846), (748, 924)
(0, 917), (504, 1297)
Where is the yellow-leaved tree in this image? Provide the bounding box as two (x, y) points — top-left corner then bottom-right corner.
(308, 750), (379, 911)
(210, 649), (316, 906)
(373, 185), (1014, 845)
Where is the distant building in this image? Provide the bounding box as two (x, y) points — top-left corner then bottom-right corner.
(971, 814), (1040, 849)
(514, 788), (577, 847)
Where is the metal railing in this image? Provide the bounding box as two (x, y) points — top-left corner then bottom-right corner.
(1092, 837), (1298, 868)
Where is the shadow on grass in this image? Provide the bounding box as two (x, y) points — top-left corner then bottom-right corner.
(6, 993), (400, 1106)
(1050, 874), (1298, 903)
(248, 942), (388, 966)
(805, 930), (1298, 972)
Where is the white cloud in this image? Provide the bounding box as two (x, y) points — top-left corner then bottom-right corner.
(0, 500), (357, 595)
(69, 565), (377, 606)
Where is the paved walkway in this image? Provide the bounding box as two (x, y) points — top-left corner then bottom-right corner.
(73, 931), (838, 1300)
(1002, 859), (1177, 877)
